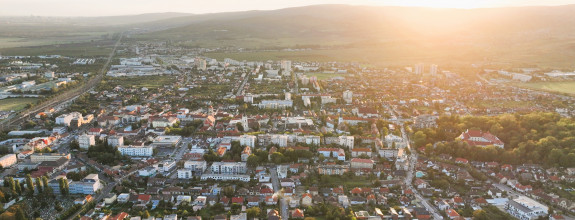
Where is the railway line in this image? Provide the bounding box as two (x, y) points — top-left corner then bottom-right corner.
(0, 33), (123, 131)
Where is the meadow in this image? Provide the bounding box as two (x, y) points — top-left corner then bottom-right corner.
(0, 98), (39, 111)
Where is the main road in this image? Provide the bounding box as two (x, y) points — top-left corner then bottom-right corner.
(386, 104), (443, 219)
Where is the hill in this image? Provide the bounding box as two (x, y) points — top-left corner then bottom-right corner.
(141, 4), (575, 67)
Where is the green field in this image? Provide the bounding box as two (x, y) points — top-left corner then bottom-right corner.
(0, 98), (39, 111)
(517, 81), (575, 95)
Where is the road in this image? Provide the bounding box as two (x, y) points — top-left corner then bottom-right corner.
(235, 71), (251, 96)
(387, 104), (444, 219)
(269, 166), (288, 220)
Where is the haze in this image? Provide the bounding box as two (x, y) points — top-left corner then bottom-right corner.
(0, 0), (574, 16)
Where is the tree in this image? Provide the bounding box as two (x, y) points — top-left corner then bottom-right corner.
(25, 174), (34, 193)
(246, 207), (261, 218)
(247, 154), (259, 167)
(15, 206), (27, 220)
(142, 210), (151, 218)
(472, 210), (488, 220)
(35, 177), (43, 193)
(413, 131), (427, 148)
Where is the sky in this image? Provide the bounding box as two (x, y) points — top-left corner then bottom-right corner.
(0, 0), (574, 16)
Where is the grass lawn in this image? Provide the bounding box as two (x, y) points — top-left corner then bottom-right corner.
(0, 98), (39, 111)
(516, 81), (575, 95)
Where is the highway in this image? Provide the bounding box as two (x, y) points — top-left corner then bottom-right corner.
(0, 32), (124, 131)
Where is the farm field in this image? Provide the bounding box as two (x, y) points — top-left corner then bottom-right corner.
(516, 81), (575, 95)
(0, 98), (39, 111)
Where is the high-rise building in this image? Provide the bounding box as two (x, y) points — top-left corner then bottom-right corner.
(343, 90), (353, 104)
(281, 60), (292, 72)
(194, 57), (207, 71)
(430, 64), (438, 75)
(415, 63), (425, 74)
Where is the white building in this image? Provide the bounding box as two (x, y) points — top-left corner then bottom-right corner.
(505, 196), (548, 220)
(415, 63), (424, 74)
(430, 64), (438, 75)
(385, 134), (406, 148)
(343, 90), (353, 104)
(55, 112), (83, 127)
(211, 162), (247, 174)
(107, 136), (124, 148)
(118, 145), (153, 157)
(200, 174), (250, 182)
(78, 134), (95, 150)
(0, 154), (17, 168)
(184, 161), (207, 173)
(281, 60), (292, 72)
(177, 169), (193, 179)
(157, 160), (176, 173)
(69, 174), (100, 195)
(239, 135), (256, 148)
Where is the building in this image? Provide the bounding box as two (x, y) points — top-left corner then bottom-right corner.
(78, 134), (95, 150)
(56, 112), (83, 127)
(152, 136), (182, 147)
(430, 64), (438, 75)
(505, 196), (548, 220)
(239, 135), (256, 148)
(318, 164), (349, 175)
(458, 129), (504, 148)
(318, 148), (346, 161)
(350, 158), (374, 169)
(257, 100), (293, 109)
(241, 146), (251, 162)
(118, 145), (153, 157)
(211, 162), (247, 174)
(184, 161), (207, 174)
(30, 153), (71, 163)
(351, 148), (372, 158)
(281, 60), (292, 72)
(384, 134), (406, 148)
(343, 90), (353, 104)
(108, 136), (124, 148)
(200, 174), (250, 182)
(0, 154), (17, 168)
(177, 169), (193, 179)
(415, 63), (424, 74)
(157, 160), (176, 173)
(69, 174), (100, 195)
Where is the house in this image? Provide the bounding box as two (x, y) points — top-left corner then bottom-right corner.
(455, 158), (468, 164)
(458, 129), (504, 148)
(247, 196), (260, 207)
(301, 193), (312, 206)
(291, 209), (305, 219)
(446, 209), (460, 219)
(414, 178), (428, 189)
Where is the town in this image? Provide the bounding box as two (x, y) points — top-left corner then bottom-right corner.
(0, 36), (574, 220)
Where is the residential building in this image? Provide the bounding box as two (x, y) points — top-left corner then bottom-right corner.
(0, 154), (17, 168)
(505, 196), (548, 220)
(211, 162), (247, 174)
(458, 129), (504, 148)
(78, 134), (95, 150)
(108, 136), (124, 147)
(69, 174), (100, 195)
(118, 145), (153, 157)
